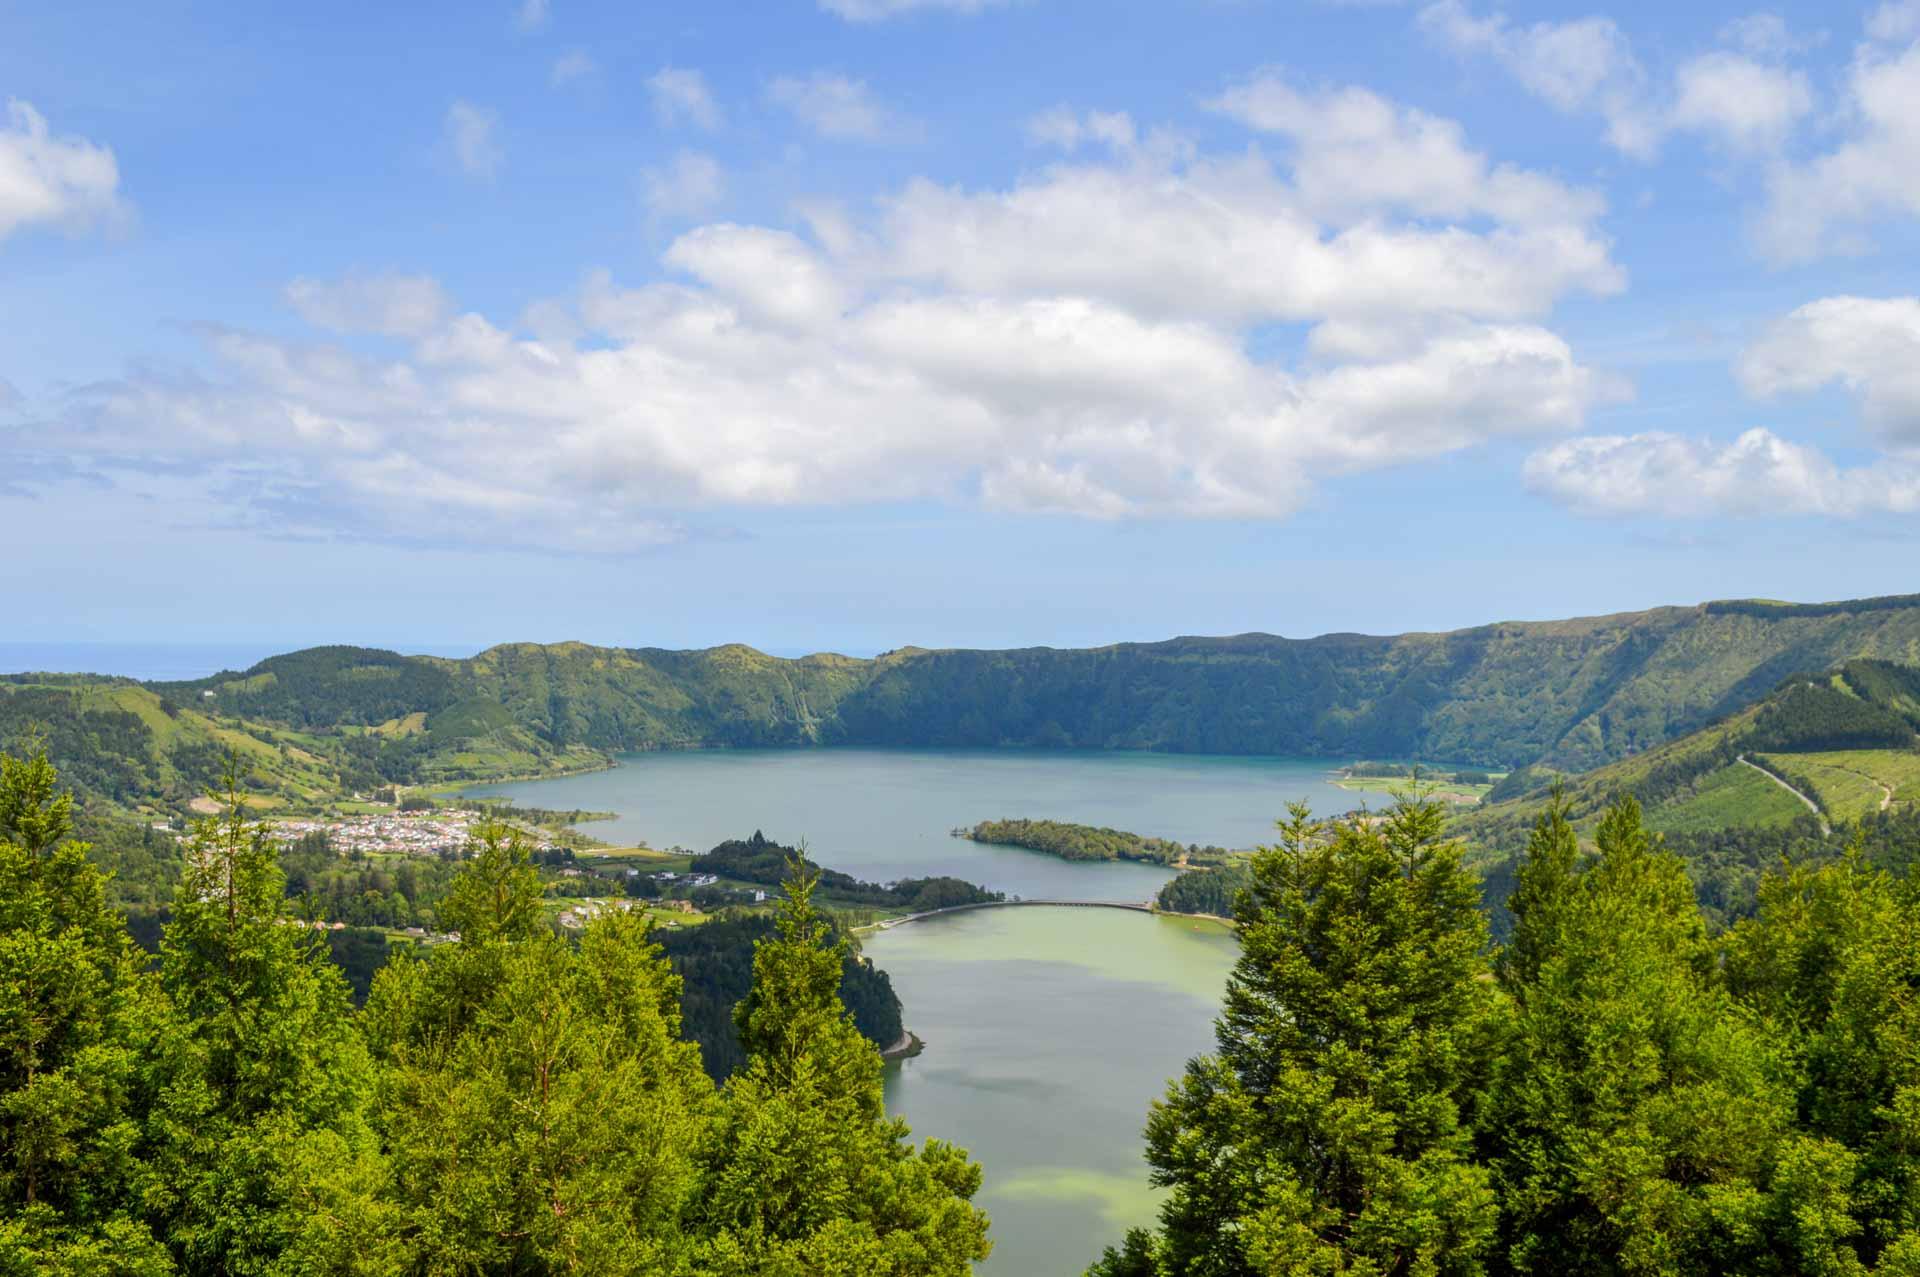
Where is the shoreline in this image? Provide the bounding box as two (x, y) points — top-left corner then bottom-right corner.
(881, 1030), (924, 1061)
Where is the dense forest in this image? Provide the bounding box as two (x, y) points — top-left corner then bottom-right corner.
(962, 818), (1228, 866)
(658, 912), (905, 1080)
(0, 748), (991, 1275)
(1094, 793), (1920, 1276)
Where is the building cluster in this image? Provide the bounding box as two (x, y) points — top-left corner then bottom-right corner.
(271, 812), (478, 858)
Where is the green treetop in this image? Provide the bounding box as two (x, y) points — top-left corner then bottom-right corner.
(694, 868), (992, 1276)
(1094, 794), (1499, 1277)
(0, 746), (173, 1274)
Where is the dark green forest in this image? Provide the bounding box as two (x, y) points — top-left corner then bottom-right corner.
(658, 912), (905, 1080)
(0, 748), (991, 1275)
(1094, 793), (1920, 1277)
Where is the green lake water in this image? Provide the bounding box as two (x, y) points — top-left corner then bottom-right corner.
(867, 907), (1238, 1275)
(473, 749), (1372, 1272)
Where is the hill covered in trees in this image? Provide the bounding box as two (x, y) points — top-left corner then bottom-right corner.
(9, 594), (1920, 825)
(134, 593), (1920, 774)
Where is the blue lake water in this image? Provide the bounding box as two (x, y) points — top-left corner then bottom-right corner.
(469, 747), (1368, 901)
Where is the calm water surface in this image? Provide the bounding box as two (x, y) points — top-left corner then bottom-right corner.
(472, 747), (1364, 900)
(868, 907), (1239, 1275)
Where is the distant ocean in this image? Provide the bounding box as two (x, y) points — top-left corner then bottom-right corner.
(0, 642), (477, 682)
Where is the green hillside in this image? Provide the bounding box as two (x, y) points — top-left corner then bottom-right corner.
(0, 675), (346, 819)
(134, 593), (1920, 782)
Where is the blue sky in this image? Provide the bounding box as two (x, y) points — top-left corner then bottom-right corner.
(4, 0), (1920, 657)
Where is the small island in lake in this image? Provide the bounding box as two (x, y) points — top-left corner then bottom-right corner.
(958, 817), (1233, 866)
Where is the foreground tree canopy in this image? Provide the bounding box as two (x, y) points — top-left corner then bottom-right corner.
(1094, 790), (1920, 1276)
(0, 747), (990, 1276)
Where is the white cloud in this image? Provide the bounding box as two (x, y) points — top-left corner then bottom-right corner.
(1754, 37), (1920, 262)
(0, 99), (124, 241)
(1526, 429), (1920, 517)
(642, 151), (726, 220)
(1206, 74), (1604, 226)
(1671, 52), (1812, 153)
(647, 68), (721, 131)
(445, 101), (504, 180)
(284, 273), (451, 339)
(819, 0), (1015, 20)
(1739, 296), (1920, 442)
(516, 0), (550, 31)
(875, 153), (1619, 324)
(1419, 0), (1661, 157)
(550, 50), (596, 87)
(1868, 1), (1920, 42)
(767, 73), (920, 143)
(12, 86), (1621, 549)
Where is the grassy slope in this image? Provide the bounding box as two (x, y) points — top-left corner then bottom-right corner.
(0, 678), (347, 818)
(1455, 655), (1920, 859)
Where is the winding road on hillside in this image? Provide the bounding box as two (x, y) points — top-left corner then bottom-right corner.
(1737, 755), (1830, 836)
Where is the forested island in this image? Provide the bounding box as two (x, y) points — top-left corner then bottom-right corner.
(960, 818), (1230, 866)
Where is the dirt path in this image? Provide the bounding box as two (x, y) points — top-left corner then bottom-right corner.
(1738, 755), (1830, 836)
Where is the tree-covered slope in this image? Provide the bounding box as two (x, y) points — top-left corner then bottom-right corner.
(157, 592), (1920, 770)
(0, 675), (345, 817)
(1454, 657), (1920, 873)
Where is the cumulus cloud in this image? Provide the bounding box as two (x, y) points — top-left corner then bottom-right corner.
(9, 85), (1622, 551)
(767, 74), (919, 142)
(819, 0), (1015, 19)
(0, 99), (125, 241)
(642, 151), (726, 220)
(1670, 51), (1812, 153)
(1754, 34), (1920, 262)
(647, 68), (721, 131)
(1419, 0), (1661, 157)
(1739, 296), (1920, 441)
(516, 0), (550, 30)
(284, 273), (451, 339)
(1422, 2), (1817, 161)
(445, 101), (503, 179)
(1206, 74), (1604, 226)
(1526, 429), (1920, 517)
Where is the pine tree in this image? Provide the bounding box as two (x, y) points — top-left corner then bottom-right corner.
(694, 867), (991, 1276)
(1093, 795), (1498, 1277)
(364, 821), (715, 1273)
(1725, 847), (1920, 1272)
(147, 762), (403, 1276)
(0, 746), (172, 1274)
(1489, 795), (1789, 1276)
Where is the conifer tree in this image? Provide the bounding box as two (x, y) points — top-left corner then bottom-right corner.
(1092, 795), (1498, 1276)
(1488, 795), (1789, 1276)
(147, 762), (403, 1276)
(1725, 847), (1920, 1272)
(0, 746), (172, 1274)
(694, 868), (991, 1275)
(364, 821), (715, 1273)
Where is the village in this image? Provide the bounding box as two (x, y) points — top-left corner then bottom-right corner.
(268, 811), (480, 858)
